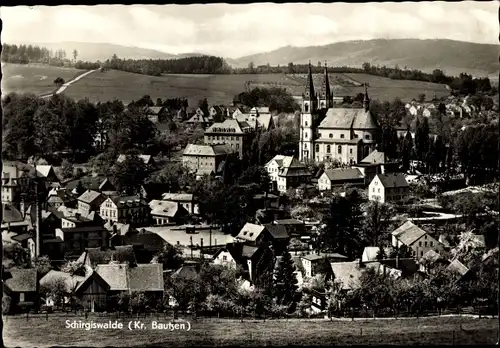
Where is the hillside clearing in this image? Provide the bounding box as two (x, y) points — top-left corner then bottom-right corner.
(1, 63), (86, 96)
(3, 315), (497, 347)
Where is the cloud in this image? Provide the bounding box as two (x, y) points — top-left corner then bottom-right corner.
(0, 2), (497, 58)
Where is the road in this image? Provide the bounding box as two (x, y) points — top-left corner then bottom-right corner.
(41, 69), (97, 98)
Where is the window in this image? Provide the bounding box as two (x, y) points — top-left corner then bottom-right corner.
(19, 293), (25, 302)
(236, 144), (239, 149)
(305, 121), (308, 126)
(304, 103), (309, 112)
(365, 134), (370, 140)
(340, 134), (345, 139)
(337, 145), (342, 154)
(378, 188), (380, 193)
(420, 251), (423, 257)
(315, 144), (319, 152)
(305, 132), (308, 139)
(329, 133), (333, 138)
(350, 149), (353, 154)
(430, 241), (434, 247)
(424, 241), (428, 247)
(326, 145), (331, 153)
(372, 188), (375, 192)
(222, 255), (227, 261)
(419, 241), (422, 247)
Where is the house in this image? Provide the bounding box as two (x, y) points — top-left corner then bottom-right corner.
(116, 154), (154, 167)
(299, 65), (379, 164)
(317, 168), (365, 191)
(4, 268), (39, 312)
(149, 200), (189, 225)
(301, 252), (348, 279)
(368, 173), (409, 204)
(234, 223), (269, 246)
(77, 190), (106, 216)
(361, 246), (392, 263)
(273, 218), (306, 236)
(262, 223), (290, 255)
(391, 221), (442, 259)
(99, 195), (149, 226)
(213, 243), (274, 284)
(1, 203), (29, 234)
(112, 230), (166, 256)
(47, 188), (77, 209)
(139, 183), (172, 201)
(185, 111), (212, 129)
(265, 155), (311, 193)
(182, 143), (236, 177)
(357, 150), (399, 177)
(104, 221), (133, 237)
(407, 105), (419, 116)
(162, 193), (199, 215)
(61, 212), (100, 229)
(55, 226), (110, 257)
(249, 106), (271, 120)
(64, 175), (116, 194)
(1, 162), (36, 205)
(229, 106), (243, 119)
(209, 105), (227, 122)
(39, 270), (85, 307)
(76, 246), (138, 269)
(446, 259), (469, 280)
(418, 249), (450, 273)
(330, 261), (365, 291)
(144, 106), (165, 123)
(204, 119), (256, 159)
(73, 271), (110, 312)
(235, 112), (275, 131)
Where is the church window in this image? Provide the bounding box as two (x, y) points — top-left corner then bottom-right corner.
(350, 149), (353, 154)
(305, 121), (308, 127)
(340, 134), (345, 139)
(365, 134), (370, 140)
(329, 133), (333, 138)
(305, 132), (308, 139)
(338, 146), (342, 154)
(326, 145), (331, 153)
(305, 103), (309, 112)
(315, 144), (319, 152)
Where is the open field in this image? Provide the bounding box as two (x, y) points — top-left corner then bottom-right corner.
(4, 314), (498, 347)
(62, 69), (300, 107)
(1, 63), (86, 96)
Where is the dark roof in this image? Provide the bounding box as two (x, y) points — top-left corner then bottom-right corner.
(172, 264), (199, 278)
(323, 168), (364, 182)
(128, 264), (164, 291)
(141, 183), (172, 200)
(11, 233), (32, 242)
(213, 243), (263, 265)
(302, 252), (348, 262)
(59, 226), (108, 234)
(375, 173), (409, 188)
(123, 231), (166, 252)
(109, 195), (148, 208)
(274, 219), (304, 225)
(77, 246), (137, 268)
(2, 203), (24, 224)
(263, 224), (289, 239)
(64, 175), (115, 192)
(5, 268), (37, 292)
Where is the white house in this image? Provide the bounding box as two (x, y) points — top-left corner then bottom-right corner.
(368, 173), (409, 204)
(391, 221), (442, 258)
(265, 155), (311, 193)
(317, 168), (365, 191)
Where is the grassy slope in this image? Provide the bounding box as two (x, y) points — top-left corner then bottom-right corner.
(1, 63), (86, 96)
(62, 69), (450, 106)
(3, 315), (498, 347)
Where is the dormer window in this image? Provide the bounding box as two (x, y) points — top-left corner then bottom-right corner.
(340, 134), (345, 139)
(329, 133), (333, 138)
(249, 233), (254, 237)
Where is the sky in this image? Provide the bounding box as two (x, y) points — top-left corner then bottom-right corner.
(0, 2), (497, 58)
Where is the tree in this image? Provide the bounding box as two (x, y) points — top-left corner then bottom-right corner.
(418, 93), (426, 103)
(151, 244), (183, 270)
(2, 243), (31, 269)
(61, 159), (74, 180)
(414, 117), (430, 163)
(32, 256), (52, 276)
(362, 201), (395, 247)
(112, 154), (148, 195)
(40, 277), (67, 308)
(72, 49), (78, 62)
(53, 77), (65, 87)
(273, 249), (299, 308)
(401, 130), (414, 172)
(75, 180), (85, 196)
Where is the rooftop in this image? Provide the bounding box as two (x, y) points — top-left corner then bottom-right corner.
(392, 221), (427, 246)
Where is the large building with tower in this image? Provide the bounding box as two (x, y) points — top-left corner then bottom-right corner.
(299, 63), (380, 164)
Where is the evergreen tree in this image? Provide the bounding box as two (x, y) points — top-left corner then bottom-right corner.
(401, 130), (413, 172)
(273, 249), (298, 306)
(415, 117), (430, 162)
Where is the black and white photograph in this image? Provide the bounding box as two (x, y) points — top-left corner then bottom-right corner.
(0, 2), (498, 347)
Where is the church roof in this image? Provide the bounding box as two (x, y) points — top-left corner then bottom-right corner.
(319, 108), (378, 130)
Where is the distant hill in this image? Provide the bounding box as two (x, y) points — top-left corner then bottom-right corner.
(31, 42), (203, 62)
(230, 39), (498, 78)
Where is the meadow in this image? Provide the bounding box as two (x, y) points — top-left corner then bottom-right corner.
(1, 63), (86, 96)
(3, 314), (498, 347)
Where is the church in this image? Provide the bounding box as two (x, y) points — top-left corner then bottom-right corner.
(299, 63), (380, 165)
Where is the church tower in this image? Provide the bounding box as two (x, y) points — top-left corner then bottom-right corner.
(363, 83), (370, 112)
(318, 61), (332, 109)
(299, 62), (317, 162)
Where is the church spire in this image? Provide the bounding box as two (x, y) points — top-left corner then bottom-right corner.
(363, 83), (370, 112)
(306, 61), (315, 98)
(323, 61), (331, 104)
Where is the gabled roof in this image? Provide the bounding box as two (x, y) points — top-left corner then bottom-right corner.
(183, 143), (235, 157)
(213, 243), (262, 265)
(117, 154), (153, 165)
(274, 218), (303, 225)
(35, 165), (55, 178)
(302, 252), (348, 262)
(77, 246), (137, 268)
(420, 249), (442, 264)
(263, 224), (289, 240)
(392, 221), (427, 246)
(186, 113), (211, 124)
(373, 173), (409, 188)
(251, 106), (270, 114)
(2, 203), (24, 224)
(322, 168), (364, 182)
(205, 119), (245, 134)
(362, 246), (391, 262)
(104, 221), (132, 235)
(447, 259), (469, 277)
(319, 108), (377, 130)
(361, 150), (388, 165)
(40, 270), (85, 293)
(74, 270), (111, 294)
(172, 264), (198, 278)
(162, 193), (194, 202)
(149, 200), (188, 218)
(95, 264), (129, 291)
(210, 105), (226, 115)
(122, 231), (166, 252)
(108, 195), (148, 209)
(77, 190), (105, 205)
(64, 175), (115, 192)
(330, 261), (365, 290)
(128, 264), (164, 291)
(236, 223), (267, 242)
(145, 106), (164, 115)
(257, 114), (273, 130)
(5, 268), (37, 292)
